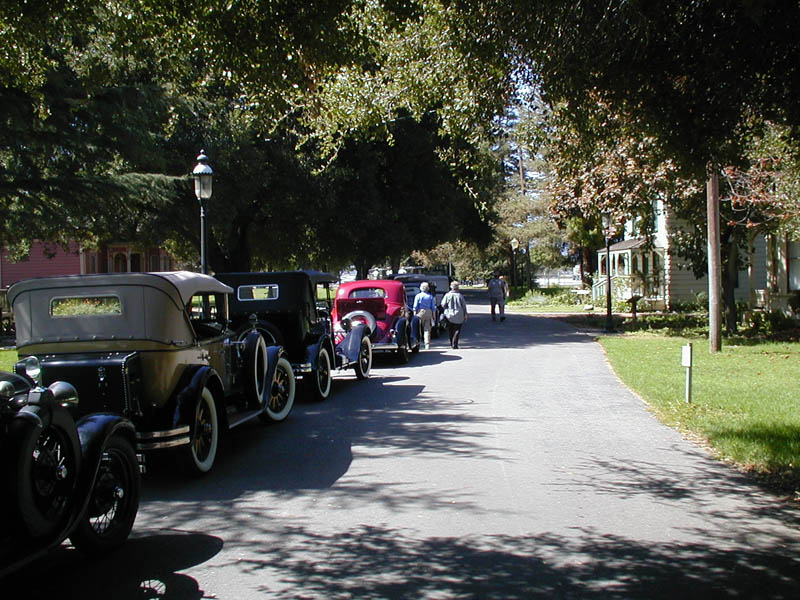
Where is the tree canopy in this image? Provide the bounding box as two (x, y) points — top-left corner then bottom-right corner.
(3, 1), (800, 278)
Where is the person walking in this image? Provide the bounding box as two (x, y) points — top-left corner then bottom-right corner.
(440, 281), (467, 349)
(499, 275), (510, 299)
(413, 281), (436, 349)
(487, 272), (506, 321)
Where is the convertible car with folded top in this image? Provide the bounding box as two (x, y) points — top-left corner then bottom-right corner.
(8, 271), (296, 476)
(331, 279), (420, 363)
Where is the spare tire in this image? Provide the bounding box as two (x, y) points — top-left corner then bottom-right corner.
(342, 310), (377, 335)
(242, 331), (269, 410)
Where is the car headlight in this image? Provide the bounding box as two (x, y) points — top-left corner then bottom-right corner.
(16, 356), (42, 386)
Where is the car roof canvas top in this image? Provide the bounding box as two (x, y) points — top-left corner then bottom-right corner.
(156, 271), (233, 305)
(9, 271), (232, 308)
(216, 271), (321, 313)
(8, 271), (232, 349)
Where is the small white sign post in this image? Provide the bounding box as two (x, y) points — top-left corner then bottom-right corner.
(682, 343), (693, 403)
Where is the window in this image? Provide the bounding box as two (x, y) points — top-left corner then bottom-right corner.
(51, 295), (122, 317)
(350, 288), (387, 299)
(790, 241), (800, 291)
(188, 293), (226, 338)
(188, 294), (221, 320)
(652, 199), (660, 233)
(150, 255), (159, 272)
(113, 253), (127, 272)
(237, 284), (279, 301)
(130, 253), (141, 272)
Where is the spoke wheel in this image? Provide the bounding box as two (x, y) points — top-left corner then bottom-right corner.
(183, 386), (219, 475)
(260, 357), (295, 422)
(309, 347), (332, 401)
(70, 435), (140, 555)
(354, 336), (372, 380)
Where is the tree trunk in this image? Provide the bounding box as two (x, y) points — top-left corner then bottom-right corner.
(722, 230), (739, 335)
(355, 259), (370, 280)
(580, 246), (590, 288)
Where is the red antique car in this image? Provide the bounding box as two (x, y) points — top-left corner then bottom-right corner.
(332, 280), (421, 363)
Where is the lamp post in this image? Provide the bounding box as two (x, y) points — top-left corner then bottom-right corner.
(602, 212), (614, 332)
(192, 150), (213, 274)
(510, 238), (519, 287)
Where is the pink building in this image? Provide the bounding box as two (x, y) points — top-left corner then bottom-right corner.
(1, 241), (178, 289)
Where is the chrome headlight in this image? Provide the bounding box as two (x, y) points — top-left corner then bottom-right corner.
(19, 356), (42, 385)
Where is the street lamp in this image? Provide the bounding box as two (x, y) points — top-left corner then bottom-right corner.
(602, 212), (614, 332)
(510, 238), (519, 287)
(192, 150), (213, 274)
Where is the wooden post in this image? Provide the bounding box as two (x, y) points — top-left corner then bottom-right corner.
(707, 173), (722, 353)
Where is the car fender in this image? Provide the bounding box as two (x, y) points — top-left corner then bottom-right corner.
(1, 407), (44, 478)
(395, 316), (408, 345)
(265, 344), (287, 385)
(73, 414), (137, 515)
(0, 405), (81, 578)
(305, 335), (335, 370)
(173, 365), (227, 431)
(3, 395), (62, 462)
(409, 314), (421, 347)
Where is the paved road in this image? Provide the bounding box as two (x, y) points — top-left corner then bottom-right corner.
(8, 289), (800, 598)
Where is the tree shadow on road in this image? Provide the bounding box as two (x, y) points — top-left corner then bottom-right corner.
(143, 374), (516, 506)
(10, 520), (800, 598)
(3, 530), (223, 600)
(228, 522), (800, 599)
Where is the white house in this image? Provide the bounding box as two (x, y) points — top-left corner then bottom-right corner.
(592, 199), (799, 312)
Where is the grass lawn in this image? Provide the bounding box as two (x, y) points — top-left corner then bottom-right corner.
(0, 348), (17, 372)
(599, 332), (800, 496)
(506, 287), (588, 313)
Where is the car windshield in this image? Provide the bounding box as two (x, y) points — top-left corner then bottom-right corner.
(349, 288), (387, 299)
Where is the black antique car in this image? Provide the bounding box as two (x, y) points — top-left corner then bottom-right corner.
(215, 271), (372, 401)
(1, 371), (140, 576)
(8, 272), (296, 475)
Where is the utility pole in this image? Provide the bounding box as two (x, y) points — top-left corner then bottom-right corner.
(707, 172), (722, 353)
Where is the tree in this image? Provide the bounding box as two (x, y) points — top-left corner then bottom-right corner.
(319, 112), (498, 279)
(449, 0), (800, 349)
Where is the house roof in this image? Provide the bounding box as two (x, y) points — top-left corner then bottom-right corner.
(609, 238), (648, 252)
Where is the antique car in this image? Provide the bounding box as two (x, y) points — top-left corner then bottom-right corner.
(8, 271), (296, 476)
(215, 270), (373, 400)
(331, 280), (421, 363)
(392, 273), (452, 336)
(1, 370), (140, 576)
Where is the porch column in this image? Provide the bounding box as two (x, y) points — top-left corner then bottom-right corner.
(778, 234), (789, 295)
(765, 233), (778, 293)
(747, 231), (756, 308)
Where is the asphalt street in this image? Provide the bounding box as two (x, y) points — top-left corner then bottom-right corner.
(7, 288), (800, 599)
